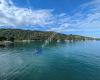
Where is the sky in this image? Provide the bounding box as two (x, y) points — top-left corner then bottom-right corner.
(0, 0), (100, 37)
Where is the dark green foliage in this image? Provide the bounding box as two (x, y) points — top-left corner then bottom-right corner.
(0, 37), (7, 41)
(0, 29), (95, 41)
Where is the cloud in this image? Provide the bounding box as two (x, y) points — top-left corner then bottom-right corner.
(0, 0), (72, 33)
(0, 0), (100, 37)
(0, 0), (55, 27)
(71, 0), (100, 29)
(46, 0), (100, 34)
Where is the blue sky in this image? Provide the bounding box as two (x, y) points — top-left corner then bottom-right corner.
(0, 0), (100, 37)
(12, 0), (91, 14)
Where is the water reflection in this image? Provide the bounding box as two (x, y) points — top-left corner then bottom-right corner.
(33, 48), (43, 56)
(0, 43), (14, 48)
(0, 41), (100, 80)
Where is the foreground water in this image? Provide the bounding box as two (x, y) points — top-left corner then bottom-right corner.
(0, 41), (100, 80)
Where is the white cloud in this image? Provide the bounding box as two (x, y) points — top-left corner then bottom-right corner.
(0, 0), (56, 27)
(0, 0), (70, 31)
(0, 0), (100, 37)
(72, 0), (100, 29)
(59, 0), (100, 33)
(47, 0), (100, 34)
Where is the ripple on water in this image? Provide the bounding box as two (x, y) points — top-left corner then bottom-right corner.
(0, 41), (100, 80)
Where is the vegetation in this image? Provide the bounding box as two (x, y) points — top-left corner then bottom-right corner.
(0, 28), (96, 42)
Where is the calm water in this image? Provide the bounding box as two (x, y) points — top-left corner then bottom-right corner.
(0, 41), (100, 80)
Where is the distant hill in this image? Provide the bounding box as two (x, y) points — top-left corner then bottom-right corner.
(0, 28), (96, 42)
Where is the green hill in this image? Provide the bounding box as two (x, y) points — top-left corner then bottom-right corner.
(0, 28), (96, 42)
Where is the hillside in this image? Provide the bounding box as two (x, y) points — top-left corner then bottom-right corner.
(0, 29), (95, 42)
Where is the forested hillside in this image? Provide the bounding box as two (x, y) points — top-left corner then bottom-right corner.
(0, 29), (95, 41)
